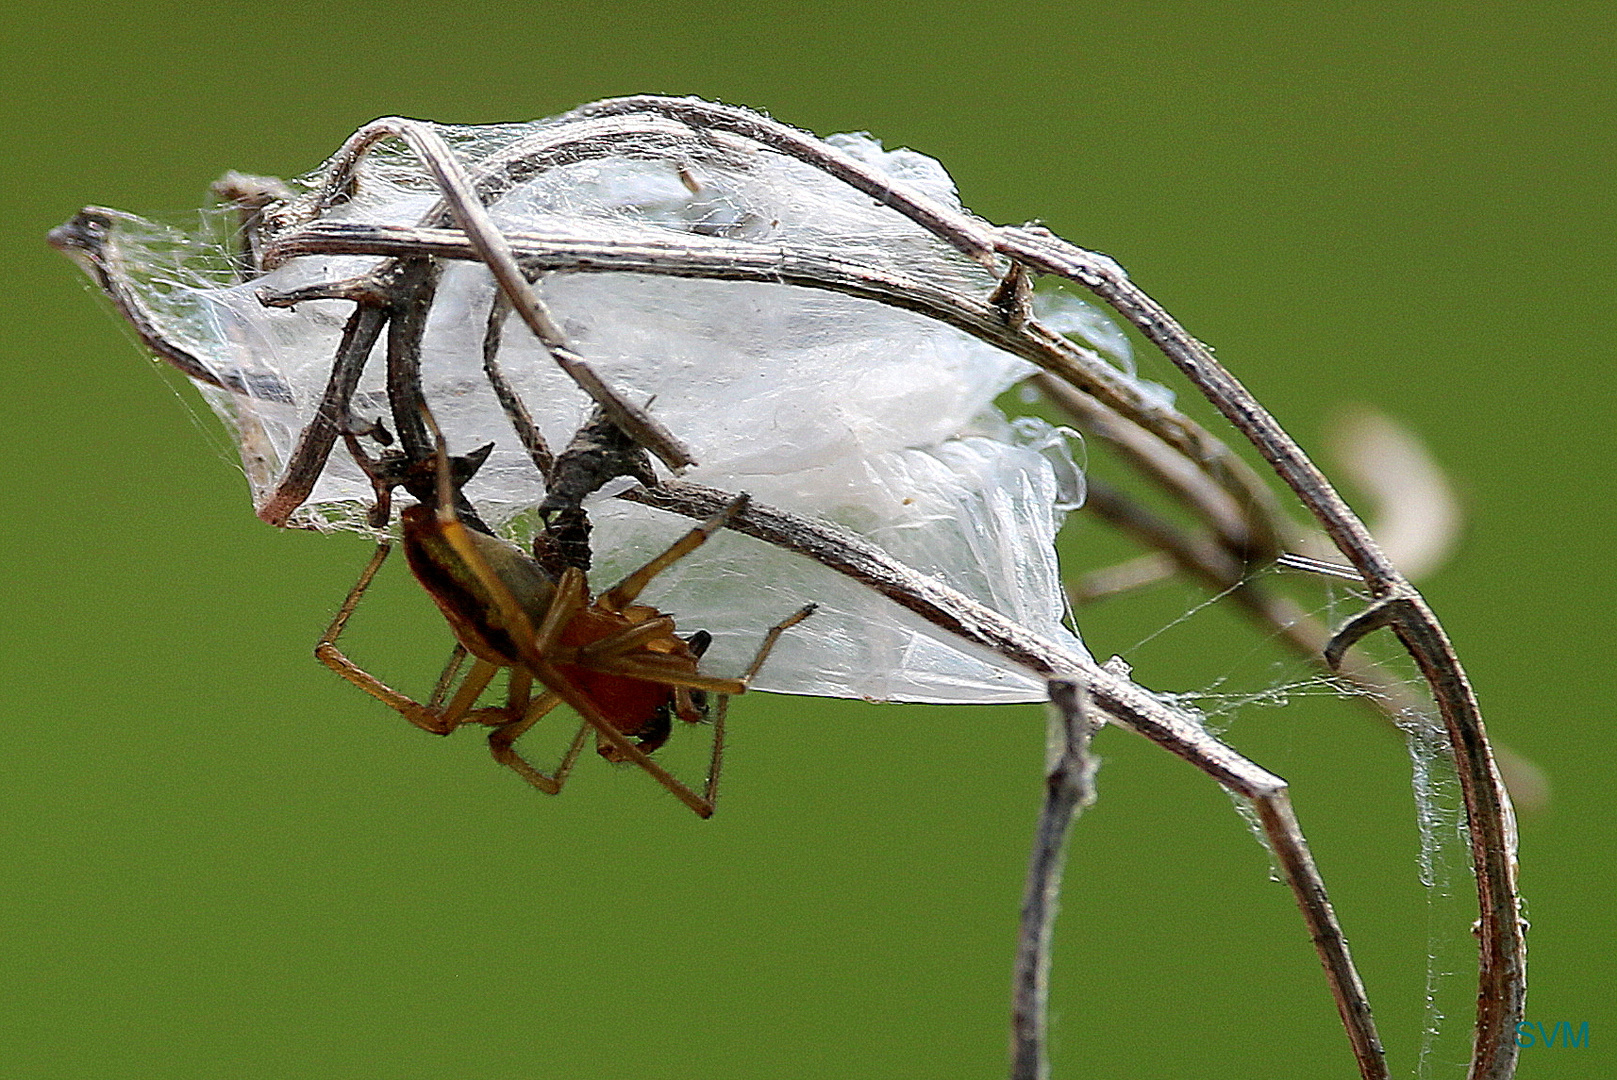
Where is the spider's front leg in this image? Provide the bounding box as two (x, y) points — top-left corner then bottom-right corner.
(315, 540), (500, 735)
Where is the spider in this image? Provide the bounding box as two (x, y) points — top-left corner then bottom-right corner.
(315, 408), (815, 818)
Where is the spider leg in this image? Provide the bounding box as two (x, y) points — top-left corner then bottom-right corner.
(436, 659), (502, 726)
(584, 603), (817, 695)
(578, 604), (816, 811)
(534, 566), (589, 655)
(487, 692), (589, 795)
(585, 660), (747, 695)
(703, 695), (729, 807)
(315, 540), (500, 735)
(700, 603), (814, 805)
(529, 656), (717, 816)
(461, 668), (543, 728)
(507, 667), (533, 712)
(737, 602), (818, 683)
(426, 644), (471, 710)
(597, 494), (751, 612)
(573, 615), (680, 665)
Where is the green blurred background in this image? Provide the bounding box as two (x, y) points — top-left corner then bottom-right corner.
(2, 2), (1610, 1077)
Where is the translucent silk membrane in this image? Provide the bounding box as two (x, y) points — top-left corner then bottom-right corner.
(73, 104), (1147, 702)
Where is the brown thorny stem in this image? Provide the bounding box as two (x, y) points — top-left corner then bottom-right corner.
(52, 96), (1523, 1080)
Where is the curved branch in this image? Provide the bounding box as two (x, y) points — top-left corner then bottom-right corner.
(571, 95), (1002, 267)
(517, 101), (1518, 1072)
(623, 477), (1388, 1080)
(267, 218), (1290, 561)
(54, 99), (1512, 1077)
(47, 209), (295, 404)
(996, 225), (1524, 1080)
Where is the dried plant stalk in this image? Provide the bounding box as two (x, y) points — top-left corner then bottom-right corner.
(1012, 679), (1100, 1080)
(50, 95), (1524, 1080)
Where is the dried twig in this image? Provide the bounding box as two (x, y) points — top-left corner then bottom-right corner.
(997, 226), (1522, 1079)
(569, 96), (1519, 1076)
(51, 97), (1524, 1079)
(622, 478), (1390, 1080)
(1012, 680), (1101, 1080)
(306, 119), (696, 474)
